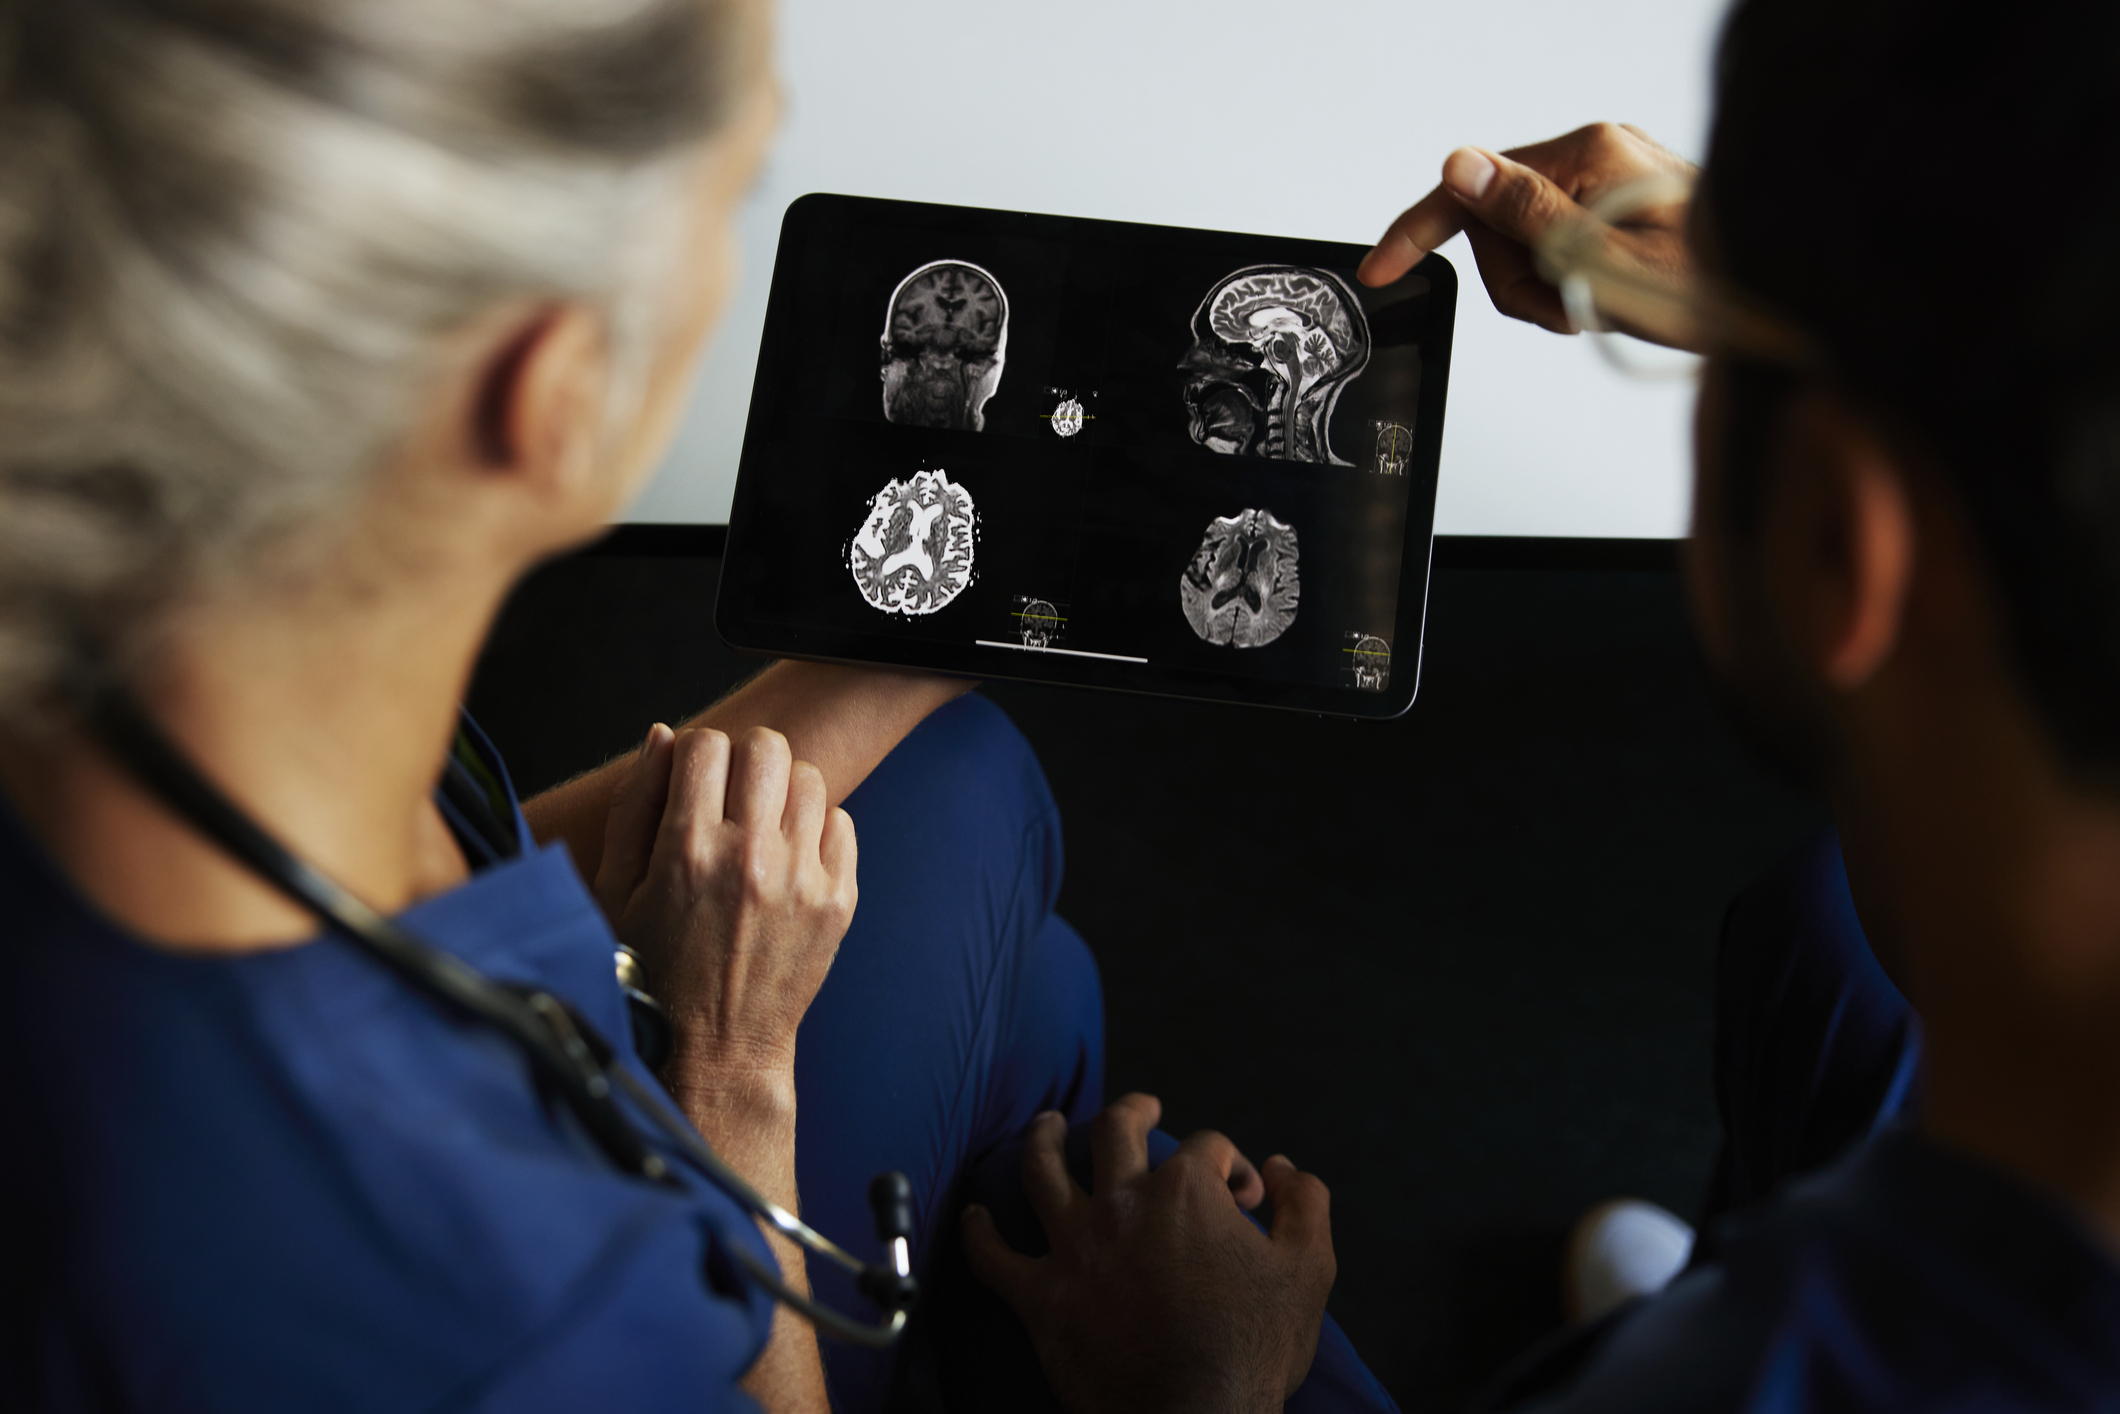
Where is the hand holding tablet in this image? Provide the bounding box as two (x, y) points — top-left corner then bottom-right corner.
(719, 195), (1455, 718)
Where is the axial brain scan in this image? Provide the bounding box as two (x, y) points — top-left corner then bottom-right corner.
(1180, 266), (1370, 465)
(848, 469), (977, 615)
(1180, 508), (1300, 648)
(880, 260), (1009, 431)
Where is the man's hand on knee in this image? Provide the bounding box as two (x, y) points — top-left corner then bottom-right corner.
(961, 1094), (1336, 1414)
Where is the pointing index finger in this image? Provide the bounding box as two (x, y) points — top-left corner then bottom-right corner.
(1358, 182), (1467, 287)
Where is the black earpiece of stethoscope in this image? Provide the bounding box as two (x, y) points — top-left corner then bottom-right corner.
(76, 677), (918, 1348)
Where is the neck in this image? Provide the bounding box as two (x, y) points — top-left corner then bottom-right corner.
(1840, 659), (2120, 1252)
(0, 535), (509, 952)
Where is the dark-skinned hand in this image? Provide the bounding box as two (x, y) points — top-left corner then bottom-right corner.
(1358, 122), (1697, 346)
(961, 1093), (1336, 1414)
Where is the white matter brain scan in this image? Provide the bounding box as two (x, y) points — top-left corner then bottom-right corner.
(849, 469), (978, 615)
(1180, 508), (1300, 648)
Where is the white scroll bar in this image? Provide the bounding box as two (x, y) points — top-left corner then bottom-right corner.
(974, 640), (1149, 664)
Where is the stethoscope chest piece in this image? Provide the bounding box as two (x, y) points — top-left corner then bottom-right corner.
(613, 945), (672, 1071)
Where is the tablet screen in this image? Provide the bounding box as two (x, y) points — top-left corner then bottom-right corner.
(718, 194), (1455, 718)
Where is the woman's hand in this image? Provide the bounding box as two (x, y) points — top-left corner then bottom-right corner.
(592, 722), (857, 1115)
(521, 660), (970, 889)
(1358, 123), (1697, 342)
(962, 1096), (1337, 1414)
(592, 722), (852, 1414)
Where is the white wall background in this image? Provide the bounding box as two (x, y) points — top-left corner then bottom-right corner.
(628, 0), (1728, 538)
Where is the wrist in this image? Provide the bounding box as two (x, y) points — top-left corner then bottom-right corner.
(662, 1045), (798, 1129)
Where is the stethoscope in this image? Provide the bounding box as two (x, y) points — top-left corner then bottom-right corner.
(77, 680), (918, 1349)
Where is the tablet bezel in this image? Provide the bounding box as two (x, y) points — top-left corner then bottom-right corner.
(717, 193), (1455, 720)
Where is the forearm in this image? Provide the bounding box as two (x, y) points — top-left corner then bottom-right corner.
(521, 660), (973, 878)
(687, 660), (974, 808)
(667, 1065), (829, 1414)
(741, 1259), (830, 1414)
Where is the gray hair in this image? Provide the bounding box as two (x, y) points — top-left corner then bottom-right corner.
(0, 0), (753, 721)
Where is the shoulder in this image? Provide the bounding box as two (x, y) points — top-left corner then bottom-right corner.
(1514, 1131), (2120, 1413)
(0, 815), (772, 1412)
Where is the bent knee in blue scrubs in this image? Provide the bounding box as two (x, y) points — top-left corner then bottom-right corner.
(792, 693), (1396, 1413)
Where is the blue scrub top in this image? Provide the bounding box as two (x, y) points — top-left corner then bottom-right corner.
(0, 732), (777, 1411)
(1512, 1127), (2120, 1412)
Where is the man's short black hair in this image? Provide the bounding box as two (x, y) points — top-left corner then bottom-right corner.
(1705, 0), (2120, 782)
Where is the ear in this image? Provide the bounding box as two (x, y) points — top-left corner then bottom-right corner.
(1761, 393), (1916, 691)
(467, 302), (610, 499)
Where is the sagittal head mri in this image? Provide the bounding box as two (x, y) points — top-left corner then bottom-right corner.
(1179, 266), (1371, 466)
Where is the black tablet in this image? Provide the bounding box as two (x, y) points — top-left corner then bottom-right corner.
(717, 194), (1455, 718)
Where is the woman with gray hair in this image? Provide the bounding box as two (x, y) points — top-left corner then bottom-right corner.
(0, 0), (1368, 1409)
(0, 0), (991, 1406)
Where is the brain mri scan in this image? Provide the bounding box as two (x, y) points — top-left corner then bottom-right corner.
(880, 261), (1009, 431)
(1180, 509), (1300, 648)
(848, 469), (977, 615)
(1019, 598), (1060, 647)
(1180, 266), (1370, 465)
(1371, 420), (1413, 476)
(1351, 635), (1391, 689)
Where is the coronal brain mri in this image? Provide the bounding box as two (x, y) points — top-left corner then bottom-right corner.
(1180, 509), (1300, 648)
(880, 260), (1010, 431)
(1351, 635), (1391, 689)
(1019, 599), (1060, 648)
(1180, 266), (1371, 465)
(848, 469), (978, 615)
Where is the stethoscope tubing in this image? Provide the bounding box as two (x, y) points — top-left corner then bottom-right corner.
(75, 677), (914, 1348)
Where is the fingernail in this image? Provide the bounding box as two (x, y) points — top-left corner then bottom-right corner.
(1444, 148), (1495, 200)
(960, 1204), (987, 1223)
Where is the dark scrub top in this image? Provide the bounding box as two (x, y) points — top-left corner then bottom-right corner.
(1485, 1128), (2120, 1412)
(1473, 831), (2120, 1413)
(0, 724), (775, 1411)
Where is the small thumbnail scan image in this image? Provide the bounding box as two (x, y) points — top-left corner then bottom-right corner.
(847, 469), (978, 616)
(1010, 596), (1068, 649)
(1368, 419), (1414, 476)
(1040, 387), (1098, 441)
(1344, 632), (1392, 691)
